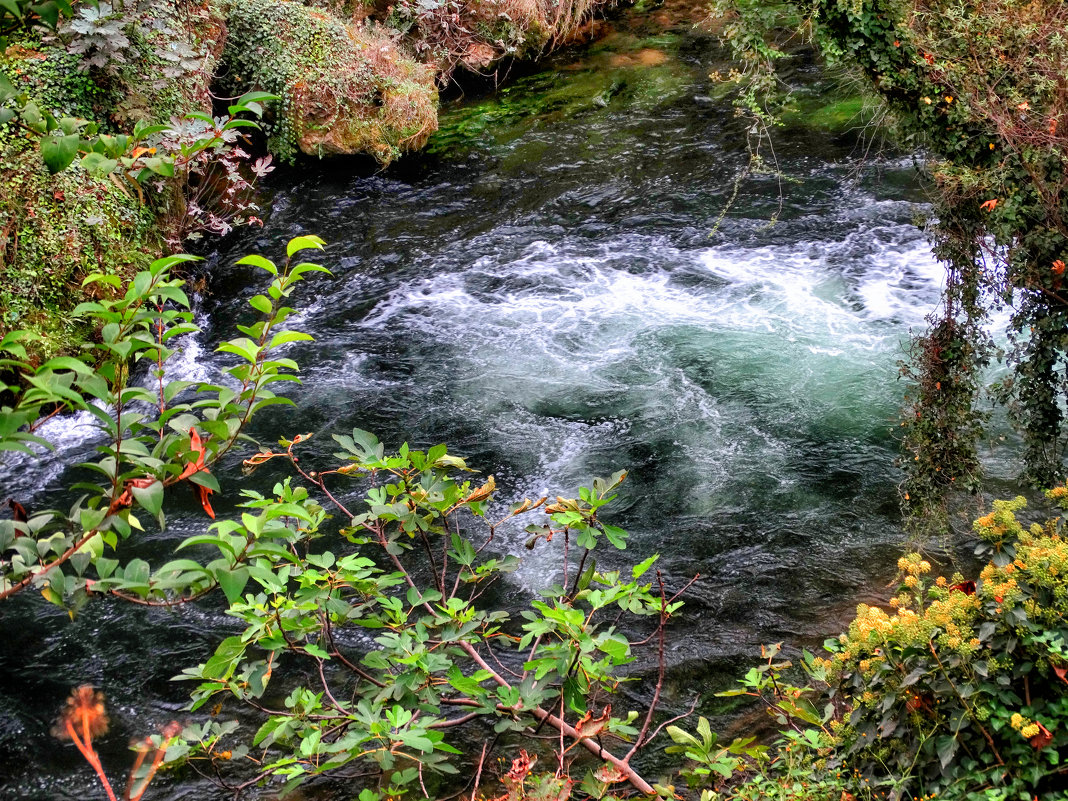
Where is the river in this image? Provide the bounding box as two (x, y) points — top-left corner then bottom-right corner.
(0, 18), (955, 800)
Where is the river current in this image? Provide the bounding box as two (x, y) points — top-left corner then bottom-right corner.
(1, 23), (958, 800)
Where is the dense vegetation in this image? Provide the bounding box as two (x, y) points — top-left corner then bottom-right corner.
(0, 0), (615, 356)
(4, 0), (1068, 799)
(714, 0), (1068, 531)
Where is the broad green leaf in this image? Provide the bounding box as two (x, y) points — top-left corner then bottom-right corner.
(40, 133), (80, 173)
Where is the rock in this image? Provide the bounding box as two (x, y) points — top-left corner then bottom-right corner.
(221, 0), (438, 164)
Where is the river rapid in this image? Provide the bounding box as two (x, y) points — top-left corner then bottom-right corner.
(0, 19), (963, 800)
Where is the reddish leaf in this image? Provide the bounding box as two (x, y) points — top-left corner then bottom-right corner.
(178, 429), (215, 518)
(178, 428), (207, 480)
(593, 763), (628, 784)
(505, 749), (536, 784)
(1030, 721), (1053, 749)
(949, 580), (976, 595)
(574, 705), (611, 739)
(193, 484), (215, 519)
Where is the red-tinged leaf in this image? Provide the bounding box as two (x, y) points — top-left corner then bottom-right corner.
(949, 580), (976, 595)
(593, 763), (628, 784)
(8, 498), (27, 523)
(574, 705), (611, 739)
(1054, 665), (1068, 685)
(108, 489), (133, 513)
(194, 483), (215, 519)
(505, 750), (536, 784)
(1030, 721), (1053, 749)
(179, 428), (208, 480)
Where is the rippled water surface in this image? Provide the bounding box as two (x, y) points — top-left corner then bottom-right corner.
(1, 22), (951, 800)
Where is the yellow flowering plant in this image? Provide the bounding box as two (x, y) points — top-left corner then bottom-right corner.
(813, 491), (1068, 799)
(687, 492), (1068, 800)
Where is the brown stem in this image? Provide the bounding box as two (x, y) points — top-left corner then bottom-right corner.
(461, 641), (654, 795)
(0, 526), (102, 601)
(626, 570), (667, 759)
(469, 741), (488, 801)
(428, 711), (481, 729)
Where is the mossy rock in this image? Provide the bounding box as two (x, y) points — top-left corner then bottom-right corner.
(781, 95), (874, 133)
(221, 0), (438, 164)
(0, 42), (160, 356)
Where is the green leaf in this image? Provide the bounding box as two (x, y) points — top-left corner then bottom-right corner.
(39, 356), (91, 374)
(269, 330), (313, 348)
(632, 554), (658, 579)
(235, 254), (277, 275)
(0, 71), (17, 103)
(286, 235), (326, 258)
(80, 152), (118, 176)
(248, 294), (272, 314)
(40, 133), (80, 173)
(216, 567), (249, 604)
(130, 480), (164, 518)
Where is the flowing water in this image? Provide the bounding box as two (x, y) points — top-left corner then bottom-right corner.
(0, 20), (965, 800)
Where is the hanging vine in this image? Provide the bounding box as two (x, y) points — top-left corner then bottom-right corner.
(715, 0), (1068, 528)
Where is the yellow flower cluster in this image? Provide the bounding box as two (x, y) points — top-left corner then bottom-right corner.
(979, 563), (1020, 606)
(1010, 712), (1042, 739)
(832, 582), (983, 677)
(1046, 484), (1068, 510)
(925, 591), (982, 655)
(972, 500), (1068, 622)
(898, 553), (932, 576)
(973, 496), (1027, 543)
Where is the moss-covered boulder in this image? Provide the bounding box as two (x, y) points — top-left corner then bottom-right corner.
(221, 0), (438, 164)
(0, 42), (160, 354)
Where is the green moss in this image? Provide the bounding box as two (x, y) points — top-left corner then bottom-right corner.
(220, 0), (437, 164)
(0, 40), (162, 358)
(781, 94), (873, 132)
(430, 47), (689, 154)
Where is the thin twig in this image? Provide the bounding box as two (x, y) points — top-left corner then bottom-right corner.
(470, 741), (488, 801)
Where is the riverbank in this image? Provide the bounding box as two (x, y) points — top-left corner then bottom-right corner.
(0, 0), (628, 358)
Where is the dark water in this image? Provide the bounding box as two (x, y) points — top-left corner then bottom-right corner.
(0, 23), (956, 800)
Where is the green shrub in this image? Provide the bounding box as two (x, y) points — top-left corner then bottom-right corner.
(679, 494), (1068, 800)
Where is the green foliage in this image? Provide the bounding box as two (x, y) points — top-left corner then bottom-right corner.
(0, 235), (328, 606)
(682, 494), (1068, 801)
(169, 450), (668, 795)
(2, 235), (686, 798)
(0, 0), (72, 48)
(0, 70), (272, 183)
(0, 11), (270, 354)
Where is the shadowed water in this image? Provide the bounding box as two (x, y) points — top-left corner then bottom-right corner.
(0, 25), (954, 800)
